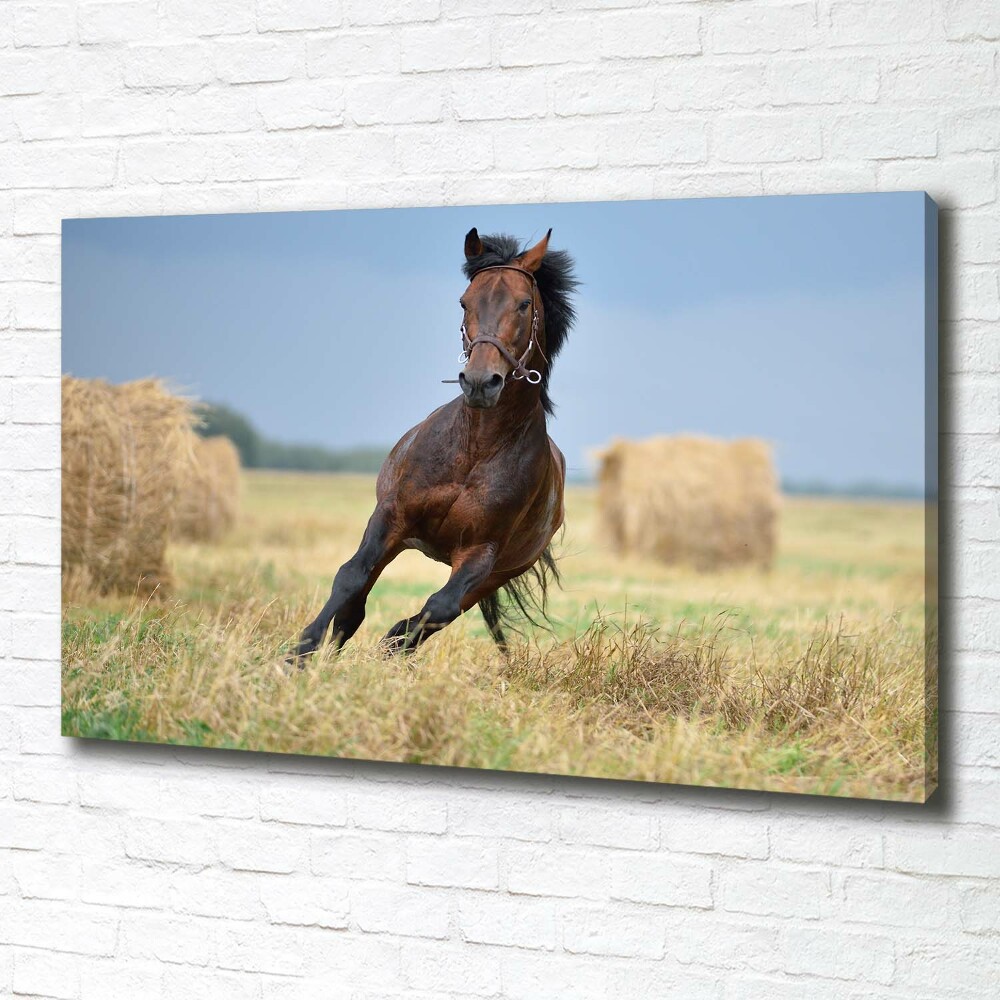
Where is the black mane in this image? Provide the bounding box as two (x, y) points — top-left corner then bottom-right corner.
(462, 232), (578, 415)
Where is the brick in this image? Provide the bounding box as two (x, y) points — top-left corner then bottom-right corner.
(658, 61), (769, 112)
(216, 922), (304, 975)
(879, 157), (997, 210)
(307, 29), (398, 77)
(668, 916), (778, 972)
(961, 883), (1000, 934)
(714, 114), (822, 163)
(777, 926), (895, 983)
(0, 51), (52, 95)
(952, 710), (1000, 767)
(838, 872), (956, 929)
(78, 1), (158, 45)
(171, 867), (262, 919)
(160, 0), (254, 37)
(120, 912), (215, 966)
(611, 851), (713, 909)
(501, 951), (611, 1000)
(401, 942), (501, 996)
(79, 960), (165, 1000)
(123, 43), (214, 88)
(944, 0), (1000, 40)
(451, 67), (548, 122)
(12, 761), (74, 801)
(496, 16), (600, 67)
(558, 805), (657, 850)
(709, 3), (814, 53)
(396, 127), (492, 174)
(0, 900), (118, 956)
(351, 882), (450, 939)
(553, 67), (656, 116)
(770, 818), (883, 868)
(882, 53), (995, 104)
(259, 775), (349, 825)
(215, 38), (302, 84)
(13, 949), (79, 1000)
(406, 836), (499, 889)
(345, 0), (439, 26)
(720, 864), (830, 919)
(828, 109), (938, 160)
(492, 120), (600, 171)
(661, 811), (768, 859)
(157, 775), (259, 820)
(13, 3), (73, 47)
(506, 843), (612, 899)
(311, 830), (406, 880)
(601, 116), (707, 167)
(827, 0), (940, 46)
(345, 76), (445, 125)
(401, 22), (491, 72)
(458, 893), (557, 950)
(257, 81), (345, 130)
(898, 939), (1000, 994)
(563, 903), (665, 959)
(258, 0), (344, 31)
(599, 9), (702, 58)
(258, 874), (349, 928)
(10, 849), (80, 901)
(218, 820), (308, 873)
(125, 816), (219, 867)
(887, 829), (1000, 877)
(350, 788), (447, 833)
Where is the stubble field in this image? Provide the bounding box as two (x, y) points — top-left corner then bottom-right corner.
(62, 471), (935, 801)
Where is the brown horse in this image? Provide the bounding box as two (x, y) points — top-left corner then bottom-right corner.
(293, 227), (577, 659)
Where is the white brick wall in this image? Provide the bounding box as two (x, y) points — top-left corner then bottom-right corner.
(0, 0), (996, 995)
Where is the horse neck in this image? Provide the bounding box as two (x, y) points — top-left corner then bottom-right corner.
(459, 378), (546, 453)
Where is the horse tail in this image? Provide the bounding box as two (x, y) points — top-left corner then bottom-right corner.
(478, 545), (561, 645)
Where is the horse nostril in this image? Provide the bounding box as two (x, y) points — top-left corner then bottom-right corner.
(486, 373), (503, 391)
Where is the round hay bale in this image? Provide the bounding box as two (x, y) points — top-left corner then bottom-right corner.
(174, 435), (242, 542)
(594, 434), (780, 571)
(62, 376), (196, 597)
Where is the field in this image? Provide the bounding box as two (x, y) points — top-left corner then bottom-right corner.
(62, 471), (936, 801)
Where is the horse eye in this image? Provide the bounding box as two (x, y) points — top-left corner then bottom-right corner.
(519, 299), (531, 311)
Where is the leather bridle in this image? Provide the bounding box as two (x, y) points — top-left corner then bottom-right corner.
(456, 264), (546, 385)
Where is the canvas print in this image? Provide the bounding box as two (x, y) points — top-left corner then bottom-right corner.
(61, 192), (938, 801)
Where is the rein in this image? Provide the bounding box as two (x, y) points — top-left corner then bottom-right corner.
(442, 264), (546, 386)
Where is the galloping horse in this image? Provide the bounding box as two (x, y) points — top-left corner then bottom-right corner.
(293, 227), (577, 659)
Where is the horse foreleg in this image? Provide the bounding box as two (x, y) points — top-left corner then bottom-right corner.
(381, 544), (498, 655)
(292, 505), (401, 661)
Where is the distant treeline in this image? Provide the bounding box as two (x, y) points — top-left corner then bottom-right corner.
(781, 479), (925, 500)
(196, 402), (388, 473)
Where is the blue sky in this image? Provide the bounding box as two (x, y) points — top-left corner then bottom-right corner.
(63, 192), (932, 491)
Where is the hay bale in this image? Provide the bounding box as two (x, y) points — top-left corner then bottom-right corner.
(62, 376), (196, 597)
(174, 435), (241, 542)
(594, 434), (779, 571)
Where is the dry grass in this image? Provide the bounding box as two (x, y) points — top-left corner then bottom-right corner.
(62, 471), (935, 801)
(595, 435), (779, 570)
(174, 435), (241, 543)
(61, 376), (196, 598)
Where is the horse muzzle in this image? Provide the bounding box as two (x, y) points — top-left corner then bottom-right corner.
(459, 370), (504, 408)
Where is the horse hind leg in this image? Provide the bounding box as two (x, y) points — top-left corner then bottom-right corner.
(381, 545), (497, 655)
(478, 593), (507, 653)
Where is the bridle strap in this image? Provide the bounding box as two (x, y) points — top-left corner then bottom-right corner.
(458, 264), (544, 385)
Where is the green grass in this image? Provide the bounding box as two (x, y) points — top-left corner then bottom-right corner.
(62, 472), (936, 801)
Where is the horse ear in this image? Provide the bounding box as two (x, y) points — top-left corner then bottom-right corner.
(518, 229), (551, 273)
(464, 227), (483, 260)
